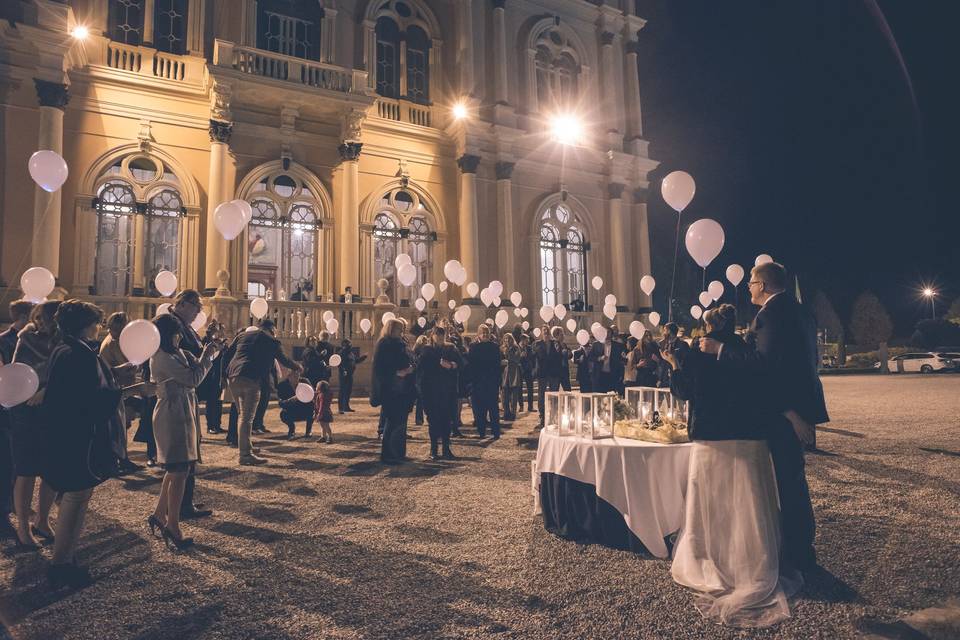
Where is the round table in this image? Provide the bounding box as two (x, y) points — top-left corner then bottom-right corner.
(534, 429), (692, 558)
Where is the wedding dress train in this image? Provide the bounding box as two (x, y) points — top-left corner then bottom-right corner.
(671, 440), (801, 628)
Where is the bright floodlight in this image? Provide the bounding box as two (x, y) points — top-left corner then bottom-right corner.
(922, 287), (935, 298)
(71, 25), (89, 40)
(550, 114), (582, 146)
(452, 103), (468, 120)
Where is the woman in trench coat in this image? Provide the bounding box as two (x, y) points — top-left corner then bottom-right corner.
(147, 314), (216, 550)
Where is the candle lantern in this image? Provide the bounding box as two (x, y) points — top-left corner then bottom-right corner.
(559, 392), (579, 437)
(574, 392), (615, 439)
(625, 387), (663, 424)
(544, 391), (563, 432)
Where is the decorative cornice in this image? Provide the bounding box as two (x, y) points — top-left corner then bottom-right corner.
(34, 79), (69, 109)
(457, 154), (481, 174)
(607, 182), (625, 200)
(625, 40), (641, 56)
(208, 119), (233, 143)
(495, 161), (515, 180)
(338, 142), (363, 162)
(599, 31), (615, 47)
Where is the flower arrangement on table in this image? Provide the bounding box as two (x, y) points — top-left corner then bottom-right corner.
(613, 395), (690, 444)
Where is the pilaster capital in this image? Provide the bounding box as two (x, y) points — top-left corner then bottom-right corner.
(457, 154), (481, 174)
(342, 108), (366, 143)
(491, 0), (507, 9)
(600, 31), (615, 47)
(625, 40), (641, 56)
(632, 188), (649, 204)
(208, 119), (233, 144)
(495, 161), (515, 181)
(33, 79), (69, 109)
(607, 182), (626, 200)
(338, 142), (363, 162)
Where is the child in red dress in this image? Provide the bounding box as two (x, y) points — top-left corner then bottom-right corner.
(313, 380), (334, 443)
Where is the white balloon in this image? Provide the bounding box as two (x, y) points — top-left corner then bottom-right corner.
(452, 266), (467, 287)
(648, 311), (661, 327)
(629, 321), (645, 340)
(565, 318), (577, 333)
(328, 354), (342, 367)
(397, 263), (417, 287)
(533, 328), (541, 338)
(455, 305), (471, 324)
(381, 311), (396, 324)
(439, 281), (448, 292)
(514, 308), (523, 317)
(156, 303), (171, 315)
(395, 253), (412, 269)
(576, 329), (590, 346)
(510, 292), (522, 307)
(520, 307), (529, 318)
(214, 201), (246, 241)
(755, 254), (774, 266)
(479, 288), (493, 307)
(154, 270), (178, 297)
(708, 280), (724, 301)
(698, 291), (713, 308)
(415, 298), (426, 311)
(661, 170), (696, 212)
(417, 317), (426, 327)
(539, 305), (554, 323)
(360, 318), (372, 334)
(466, 282), (480, 298)
(591, 323), (608, 342)
(603, 304), (617, 320)
(691, 305), (703, 320)
(685, 218), (725, 268)
(245, 326), (258, 333)
(29, 150), (69, 193)
(0, 363), (40, 409)
(322, 310), (335, 322)
(232, 199), (254, 224)
(493, 296), (501, 307)
(250, 297), (269, 319)
(295, 382), (315, 403)
(119, 319), (161, 366)
(640, 275), (656, 297)
(448, 299), (456, 310)
(726, 264), (745, 287)
(489, 280), (504, 298)
(443, 260), (463, 282)
(553, 304), (567, 320)
(421, 283), (436, 301)
(325, 318), (339, 334)
(604, 294), (617, 306)
(495, 309), (509, 328)
(190, 310), (207, 333)
(19, 266), (55, 302)
(522, 321), (530, 330)
(591, 276), (604, 290)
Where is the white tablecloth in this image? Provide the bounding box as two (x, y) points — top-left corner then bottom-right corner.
(534, 430), (692, 558)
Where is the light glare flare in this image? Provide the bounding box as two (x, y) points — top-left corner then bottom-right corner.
(71, 25), (89, 40)
(550, 114), (582, 146)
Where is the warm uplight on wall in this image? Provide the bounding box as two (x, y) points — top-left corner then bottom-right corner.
(550, 114), (582, 146)
(71, 25), (90, 40)
(452, 103), (468, 120)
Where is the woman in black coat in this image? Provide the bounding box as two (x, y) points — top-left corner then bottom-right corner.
(371, 319), (414, 463)
(416, 326), (463, 460)
(42, 300), (140, 587)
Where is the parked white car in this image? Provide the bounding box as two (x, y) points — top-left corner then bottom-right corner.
(878, 352), (956, 373)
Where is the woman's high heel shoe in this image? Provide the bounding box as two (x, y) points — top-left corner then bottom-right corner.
(161, 527), (194, 551)
(147, 515), (164, 538)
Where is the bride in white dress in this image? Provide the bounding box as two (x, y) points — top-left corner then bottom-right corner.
(661, 305), (801, 628)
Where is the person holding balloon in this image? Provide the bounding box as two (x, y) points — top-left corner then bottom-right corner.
(371, 318), (416, 464)
(10, 301), (61, 549)
(415, 325), (463, 460)
(336, 338), (365, 413)
(0, 300), (35, 365)
(279, 377), (317, 439)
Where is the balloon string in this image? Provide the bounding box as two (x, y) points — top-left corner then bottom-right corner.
(9, 191), (58, 292)
(668, 213), (682, 322)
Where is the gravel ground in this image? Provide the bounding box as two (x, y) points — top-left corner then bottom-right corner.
(2, 374), (959, 640)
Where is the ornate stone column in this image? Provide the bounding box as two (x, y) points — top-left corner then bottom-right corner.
(495, 161), (516, 293)
(634, 188), (653, 308)
(607, 182), (629, 307)
(599, 31), (624, 139)
(31, 79), (69, 278)
(338, 142), (362, 296)
(204, 119), (234, 295)
(457, 0), (475, 95)
(624, 41), (644, 145)
(457, 154), (481, 282)
(492, 0), (509, 105)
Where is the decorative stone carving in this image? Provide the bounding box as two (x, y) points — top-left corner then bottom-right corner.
(495, 161), (515, 181)
(457, 154), (481, 174)
(600, 31), (615, 47)
(137, 119), (153, 151)
(210, 82), (232, 121)
(607, 182), (626, 199)
(343, 108), (365, 143)
(625, 40), (641, 56)
(339, 142), (363, 162)
(280, 107), (298, 135)
(633, 188), (649, 204)
(396, 159), (410, 188)
(34, 79), (69, 109)
(208, 119), (233, 144)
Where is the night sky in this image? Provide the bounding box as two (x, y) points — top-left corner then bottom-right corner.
(635, 0), (959, 335)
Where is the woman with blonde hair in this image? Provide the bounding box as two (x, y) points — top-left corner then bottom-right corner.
(371, 319), (415, 463)
(500, 333), (522, 421)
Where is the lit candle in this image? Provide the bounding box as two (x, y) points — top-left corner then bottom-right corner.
(561, 413), (570, 431)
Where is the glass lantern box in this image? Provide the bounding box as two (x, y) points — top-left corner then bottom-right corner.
(558, 392), (579, 437)
(574, 392), (616, 439)
(543, 391), (563, 432)
(625, 387), (666, 425)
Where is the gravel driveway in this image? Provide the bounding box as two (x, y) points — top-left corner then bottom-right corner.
(2, 374), (958, 639)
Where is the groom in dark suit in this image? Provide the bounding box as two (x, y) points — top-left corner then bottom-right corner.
(701, 261), (828, 571)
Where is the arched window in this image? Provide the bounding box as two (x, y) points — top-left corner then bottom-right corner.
(246, 172), (323, 300)
(539, 202), (587, 307)
(371, 1), (435, 103)
(108, 0), (145, 46)
(256, 0), (323, 60)
(532, 28), (582, 113)
(370, 188), (435, 302)
(154, 0), (188, 55)
(92, 155), (185, 296)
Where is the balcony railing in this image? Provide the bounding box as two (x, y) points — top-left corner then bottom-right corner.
(374, 97), (434, 128)
(213, 40), (368, 95)
(89, 37), (204, 85)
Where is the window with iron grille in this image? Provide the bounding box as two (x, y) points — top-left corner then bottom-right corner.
(371, 189), (435, 303)
(539, 203), (587, 308)
(375, 17), (400, 98)
(256, 0), (322, 60)
(154, 0), (188, 54)
(405, 26), (430, 104)
(108, 0), (145, 46)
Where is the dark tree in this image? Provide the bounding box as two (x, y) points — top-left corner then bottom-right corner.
(911, 319), (960, 349)
(849, 291), (893, 349)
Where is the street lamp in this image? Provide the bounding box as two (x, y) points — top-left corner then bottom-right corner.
(71, 25), (89, 40)
(452, 102), (468, 120)
(922, 287), (937, 319)
(549, 114), (583, 147)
